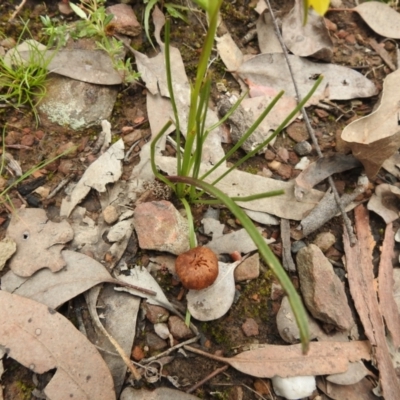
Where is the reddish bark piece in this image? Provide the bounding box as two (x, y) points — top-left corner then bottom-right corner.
(185, 341), (371, 378)
(7, 208), (73, 277)
(0, 291), (115, 400)
(343, 205), (400, 400)
(378, 223), (400, 348)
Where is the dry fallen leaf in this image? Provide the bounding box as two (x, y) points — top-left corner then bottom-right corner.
(282, 0), (333, 61)
(186, 261), (240, 321)
(326, 361), (371, 385)
(7, 208), (74, 277)
(0, 237), (16, 271)
(237, 53), (377, 102)
(0, 291), (115, 400)
(185, 341), (371, 378)
(295, 154), (361, 200)
(115, 266), (175, 312)
(367, 184), (400, 223)
(85, 285), (140, 394)
(378, 223), (400, 349)
(60, 139), (125, 217)
(256, 11), (283, 54)
(1, 250), (115, 309)
(317, 376), (378, 400)
(343, 205), (400, 400)
(120, 387), (200, 400)
(341, 69), (400, 178)
(354, 1), (400, 39)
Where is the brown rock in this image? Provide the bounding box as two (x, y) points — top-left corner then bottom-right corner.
(314, 108), (329, 119)
(296, 244), (354, 331)
(286, 121), (309, 142)
(5, 131), (22, 145)
(345, 34), (356, 45)
(313, 232), (336, 253)
(168, 316), (194, 340)
(242, 318), (259, 337)
(103, 205), (119, 225)
(106, 4), (141, 37)
(145, 304), (170, 324)
(134, 201), (190, 255)
(324, 18), (337, 32)
(264, 149), (276, 161)
(288, 151), (299, 166)
(58, 159), (74, 175)
(234, 252), (260, 282)
(20, 134), (35, 147)
(276, 164), (292, 180)
(122, 130), (142, 146)
(131, 346), (145, 361)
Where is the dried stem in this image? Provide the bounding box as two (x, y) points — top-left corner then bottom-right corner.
(9, 0), (28, 21)
(264, 0), (357, 246)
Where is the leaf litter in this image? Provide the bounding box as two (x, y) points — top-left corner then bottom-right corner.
(0, 1), (400, 398)
(0, 291), (115, 400)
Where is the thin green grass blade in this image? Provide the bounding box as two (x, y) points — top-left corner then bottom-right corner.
(168, 175), (310, 354)
(211, 76), (323, 187)
(200, 90), (284, 182)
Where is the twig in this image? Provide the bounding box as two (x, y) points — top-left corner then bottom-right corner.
(46, 175), (73, 200)
(264, 0), (357, 245)
(140, 335), (200, 365)
(9, 0), (28, 21)
(186, 365), (229, 394)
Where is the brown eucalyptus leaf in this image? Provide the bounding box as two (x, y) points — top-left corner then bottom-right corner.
(185, 341), (371, 378)
(237, 53), (377, 102)
(341, 69), (400, 179)
(1, 250), (114, 309)
(354, 1), (400, 39)
(282, 0), (333, 61)
(7, 208), (73, 277)
(0, 291), (115, 400)
(19, 49), (123, 85)
(121, 387), (199, 400)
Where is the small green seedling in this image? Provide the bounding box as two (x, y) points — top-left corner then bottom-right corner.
(0, 21), (55, 125)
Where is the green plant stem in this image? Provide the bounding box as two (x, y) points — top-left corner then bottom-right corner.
(179, 0), (223, 180)
(168, 175), (310, 354)
(181, 197), (197, 248)
(191, 189), (284, 205)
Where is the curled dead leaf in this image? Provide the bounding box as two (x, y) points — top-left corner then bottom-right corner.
(341, 69), (400, 179)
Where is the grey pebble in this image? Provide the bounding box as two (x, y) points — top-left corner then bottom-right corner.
(294, 141), (312, 156)
(291, 240), (306, 254)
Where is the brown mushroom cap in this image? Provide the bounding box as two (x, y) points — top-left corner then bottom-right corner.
(175, 246), (219, 290)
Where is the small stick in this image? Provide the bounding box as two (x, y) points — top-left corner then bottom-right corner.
(140, 335), (200, 364)
(265, 0), (357, 245)
(186, 365), (229, 394)
(46, 175), (73, 200)
(9, 0), (28, 21)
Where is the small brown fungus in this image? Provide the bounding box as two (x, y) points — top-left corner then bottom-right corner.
(175, 246), (219, 290)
